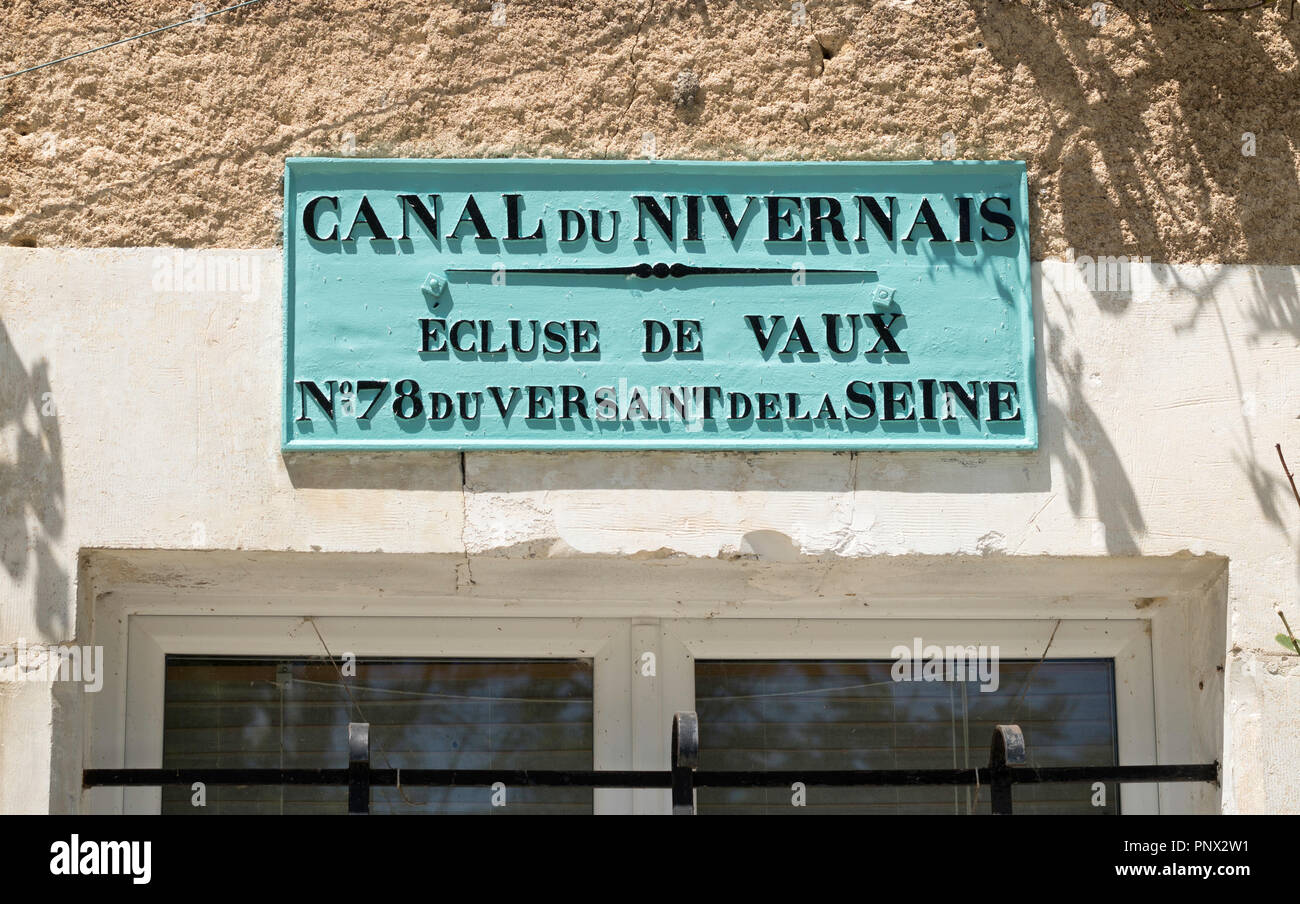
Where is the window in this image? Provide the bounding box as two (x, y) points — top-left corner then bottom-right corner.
(657, 618), (1156, 814)
(161, 656), (594, 814)
(694, 658), (1118, 814)
(92, 613), (1157, 814)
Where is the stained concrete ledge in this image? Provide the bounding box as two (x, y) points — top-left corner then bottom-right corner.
(82, 545), (1228, 613)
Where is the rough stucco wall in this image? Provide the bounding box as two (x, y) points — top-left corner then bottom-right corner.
(2, 0), (1300, 263)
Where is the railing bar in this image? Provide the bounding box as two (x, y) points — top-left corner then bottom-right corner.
(84, 769), (351, 786)
(347, 722), (369, 815)
(694, 765), (1218, 786)
(82, 768), (674, 787)
(1003, 764), (1219, 783)
(82, 763), (1218, 789)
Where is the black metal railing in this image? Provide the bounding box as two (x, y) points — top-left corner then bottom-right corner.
(83, 712), (1219, 815)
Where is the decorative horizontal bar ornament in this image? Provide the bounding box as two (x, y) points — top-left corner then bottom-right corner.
(445, 263), (879, 278)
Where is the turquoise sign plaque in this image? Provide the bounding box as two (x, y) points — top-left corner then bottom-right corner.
(283, 158), (1034, 451)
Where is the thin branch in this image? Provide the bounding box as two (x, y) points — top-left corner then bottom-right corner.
(1180, 0), (1276, 11)
(1276, 444), (1300, 655)
(1278, 610), (1300, 657)
(1278, 444), (1300, 513)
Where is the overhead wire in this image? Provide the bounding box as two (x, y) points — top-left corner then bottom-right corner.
(0, 0), (273, 82)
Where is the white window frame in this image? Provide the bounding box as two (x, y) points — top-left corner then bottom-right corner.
(101, 615), (632, 815)
(655, 617), (1157, 815)
(91, 612), (1156, 815)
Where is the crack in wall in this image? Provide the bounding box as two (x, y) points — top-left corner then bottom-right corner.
(457, 451), (475, 591)
(603, 0), (658, 159)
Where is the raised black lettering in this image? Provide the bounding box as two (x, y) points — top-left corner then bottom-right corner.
(855, 196), (896, 242)
(979, 197), (1016, 242)
(941, 380), (980, 420)
(303, 196), (340, 242)
(633, 195), (676, 242)
(446, 195), (494, 240)
(864, 313), (905, 354)
(708, 195), (758, 241)
(766, 196), (804, 242)
(559, 210), (586, 242)
(780, 317), (815, 355)
(561, 385), (588, 419)
(527, 385), (555, 419)
(987, 381), (1021, 420)
(644, 320), (672, 355)
(503, 194), (544, 240)
(296, 380), (336, 421)
(844, 381), (876, 420)
(881, 381), (915, 420)
(420, 319), (447, 353)
(903, 198), (949, 243)
(397, 194), (439, 240)
(744, 315), (785, 353)
(823, 313), (860, 355)
(344, 196), (390, 242)
(807, 197), (847, 242)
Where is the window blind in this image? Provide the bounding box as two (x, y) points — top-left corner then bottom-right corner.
(694, 659), (1119, 815)
(161, 656), (594, 814)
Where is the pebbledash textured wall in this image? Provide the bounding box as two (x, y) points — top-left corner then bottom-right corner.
(2, 0), (1300, 262)
(0, 0), (1299, 814)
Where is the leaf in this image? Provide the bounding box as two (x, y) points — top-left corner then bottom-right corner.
(1276, 633), (1298, 654)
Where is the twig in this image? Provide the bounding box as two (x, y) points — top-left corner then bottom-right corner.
(1180, 0), (1275, 11)
(1276, 444), (1300, 655)
(1278, 444), (1300, 512)
(1278, 609), (1300, 657)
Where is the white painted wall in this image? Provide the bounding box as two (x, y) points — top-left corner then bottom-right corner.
(1, 248), (1297, 813)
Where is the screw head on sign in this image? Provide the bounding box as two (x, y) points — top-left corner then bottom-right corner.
(422, 272), (447, 298)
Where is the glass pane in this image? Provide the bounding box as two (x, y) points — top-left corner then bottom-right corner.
(695, 659), (1118, 815)
(162, 656), (594, 814)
